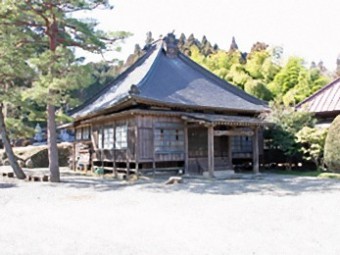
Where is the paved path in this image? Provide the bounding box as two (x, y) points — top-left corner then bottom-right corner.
(1, 168), (340, 255)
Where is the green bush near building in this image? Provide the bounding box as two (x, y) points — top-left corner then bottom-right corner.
(324, 115), (340, 172)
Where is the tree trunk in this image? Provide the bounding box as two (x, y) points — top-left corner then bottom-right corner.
(47, 103), (60, 182)
(47, 19), (60, 182)
(0, 104), (26, 179)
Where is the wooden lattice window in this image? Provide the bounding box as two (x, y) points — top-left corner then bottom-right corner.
(103, 126), (114, 149)
(154, 127), (184, 153)
(75, 128), (82, 140)
(232, 136), (252, 153)
(82, 126), (91, 140)
(98, 129), (103, 149)
(115, 124), (128, 149)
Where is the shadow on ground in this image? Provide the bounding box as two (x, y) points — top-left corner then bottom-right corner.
(59, 173), (340, 196)
(0, 182), (16, 189)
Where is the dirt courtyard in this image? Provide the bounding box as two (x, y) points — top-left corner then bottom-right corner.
(1, 168), (340, 255)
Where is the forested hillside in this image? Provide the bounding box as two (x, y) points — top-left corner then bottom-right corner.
(178, 33), (331, 106)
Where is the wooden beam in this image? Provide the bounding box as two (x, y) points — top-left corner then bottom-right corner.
(152, 122), (156, 175)
(90, 125), (98, 151)
(207, 125), (215, 177)
(214, 129), (254, 137)
(126, 120), (130, 178)
(184, 124), (189, 174)
(228, 136), (233, 168)
(72, 142), (76, 171)
(135, 117), (140, 176)
(113, 122), (117, 178)
(252, 126), (259, 174)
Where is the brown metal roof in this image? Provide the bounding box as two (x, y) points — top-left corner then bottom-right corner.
(296, 78), (340, 113)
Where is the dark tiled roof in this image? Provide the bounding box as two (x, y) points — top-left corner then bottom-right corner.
(72, 37), (268, 119)
(296, 78), (340, 113)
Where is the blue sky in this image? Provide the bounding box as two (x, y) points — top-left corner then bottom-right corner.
(78, 0), (340, 70)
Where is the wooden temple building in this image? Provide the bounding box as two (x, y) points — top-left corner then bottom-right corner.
(296, 77), (340, 127)
(69, 33), (269, 177)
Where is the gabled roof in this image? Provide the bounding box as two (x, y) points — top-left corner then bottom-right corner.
(296, 77), (340, 113)
(72, 34), (268, 119)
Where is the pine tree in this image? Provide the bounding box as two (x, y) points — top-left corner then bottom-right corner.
(229, 36), (239, 51)
(0, 24), (36, 179)
(0, 1), (130, 182)
(145, 31), (154, 46)
(336, 56), (340, 77)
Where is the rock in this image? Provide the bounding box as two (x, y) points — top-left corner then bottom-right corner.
(165, 176), (182, 185)
(29, 148), (49, 168)
(18, 160), (25, 168)
(0, 143), (72, 169)
(128, 174), (138, 182)
(58, 144), (73, 167)
(26, 159), (34, 168)
(1, 152), (7, 160)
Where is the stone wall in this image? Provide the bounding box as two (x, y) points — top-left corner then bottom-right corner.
(0, 143), (72, 168)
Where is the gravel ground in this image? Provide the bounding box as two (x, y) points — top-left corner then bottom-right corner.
(1, 167), (340, 255)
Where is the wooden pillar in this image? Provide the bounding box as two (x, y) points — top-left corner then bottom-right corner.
(207, 125), (215, 177)
(90, 125), (96, 172)
(126, 150), (130, 178)
(184, 124), (189, 174)
(152, 123), (156, 176)
(227, 136), (233, 168)
(72, 142), (76, 171)
(113, 149), (117, 178)
(135, 120), (140, 176)
(113, 123), (117, 178)
(252, 126), (259, 174)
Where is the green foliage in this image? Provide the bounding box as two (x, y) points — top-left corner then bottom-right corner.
(73, 60), (122, 103)
(179, 34), (330, 103)
(5, 118), (35, 139)
(24, 47), (93, 107)
(244, 80), (273, 101)
(296, 127), (328, 169)
(324, 115), (340, 172)
(0, 0), (130, 134)
(265, 103), (315, 166)
(0, 21), (37, 138)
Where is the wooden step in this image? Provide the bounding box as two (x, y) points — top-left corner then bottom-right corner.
(1, 172), (14, 178)
(27, 174), (49, 182)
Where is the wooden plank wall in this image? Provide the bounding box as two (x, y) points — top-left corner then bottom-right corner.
(136, 115), (185, 162)
(91, 117), (137, 163)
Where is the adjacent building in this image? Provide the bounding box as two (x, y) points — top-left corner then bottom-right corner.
(296, 77), (340, 127)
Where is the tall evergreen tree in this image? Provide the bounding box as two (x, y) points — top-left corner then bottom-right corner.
(229, 36), (239, 51)
(0, 24), (36, 179)
(145, 31), (154, 46)
(0, 0), (130, 182)
(336, 56), (340, 77)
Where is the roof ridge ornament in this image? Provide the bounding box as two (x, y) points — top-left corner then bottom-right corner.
(129, 84), (140, 95)
(163, 32), (179, 58)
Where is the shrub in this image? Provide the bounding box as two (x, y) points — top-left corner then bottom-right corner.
(296, 127), (327, 170)
(324, 115), (340, 172)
